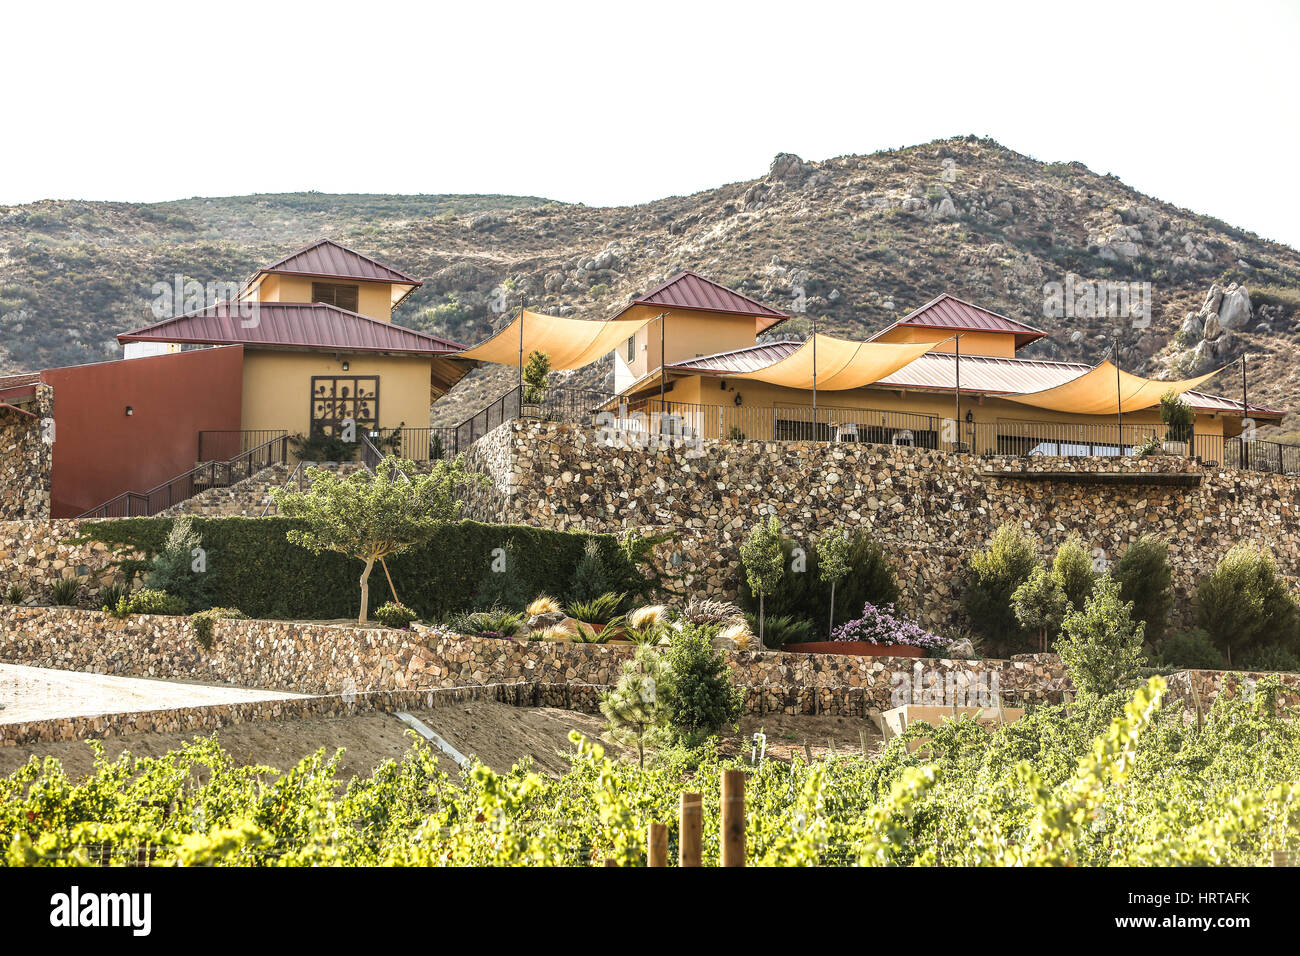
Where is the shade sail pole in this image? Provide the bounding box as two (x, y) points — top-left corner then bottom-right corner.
(811, 314), (818, 433)
(659, 312), (667, 413)
(954, 333), (961, 450)
(517, 297), (525, 395)
(1241, 353), (1248, 420)
(1114, 337), (1122, 452)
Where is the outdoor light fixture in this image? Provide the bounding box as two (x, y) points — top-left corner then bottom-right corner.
(124, 406), (133, 416)
(341, 360), (350, 371)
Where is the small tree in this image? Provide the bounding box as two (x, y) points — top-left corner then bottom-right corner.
(522, 349), (551, 404)
(142, 514), (212, 612)
(1160, 390), (1194, 444)
(274, 455), (481, 623)
(1011, 566), (1068, 652)
(600, 645), (668, 768)
(739, 516), (785, 647)
(570, 539), (613, 603)
(660, 624), (743, 746)
(1052, 534), (1097, 610)
(963, 522), (1039, 653)
(816, 530), (853, 639)
(1196, 543), (1300, 666)
(1113, 534), (1172, 643)
(1056, 574), (1146, 698)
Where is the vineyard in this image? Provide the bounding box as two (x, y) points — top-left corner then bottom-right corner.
(3, 675), (1299, 866)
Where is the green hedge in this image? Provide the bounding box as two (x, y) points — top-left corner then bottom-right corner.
(77, 517), (640, 621)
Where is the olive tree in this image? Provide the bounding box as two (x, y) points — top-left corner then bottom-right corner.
(274, 455), (482, 623)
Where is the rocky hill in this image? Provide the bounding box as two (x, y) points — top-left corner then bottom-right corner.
(3, 136), (1298, 430)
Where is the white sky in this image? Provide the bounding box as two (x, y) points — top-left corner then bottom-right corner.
(3, 0), (1299, 246)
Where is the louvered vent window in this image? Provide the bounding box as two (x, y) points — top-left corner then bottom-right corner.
(312, 283), (360, 313)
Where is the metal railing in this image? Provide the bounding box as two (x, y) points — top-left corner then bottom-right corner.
(197, 429), (287, 462)
(78, 434), (290, 518)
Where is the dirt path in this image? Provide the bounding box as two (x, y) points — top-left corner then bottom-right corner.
(0, 702), (884, 782)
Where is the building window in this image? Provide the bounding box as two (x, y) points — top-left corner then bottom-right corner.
(310, 375), (379, 438)
(312, 282), (360, 313)
(626, 336), (636, 362)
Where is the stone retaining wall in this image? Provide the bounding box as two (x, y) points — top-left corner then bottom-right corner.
(0, 384), (52, 520)
(462, 421), (1300, 629)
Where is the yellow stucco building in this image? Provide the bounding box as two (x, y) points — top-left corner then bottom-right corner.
(119, 239), (469, 452)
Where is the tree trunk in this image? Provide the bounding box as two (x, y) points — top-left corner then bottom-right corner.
(828, 581), (837, 640)
(759, 593), (765, 648)
(379, 556), (399, 606)
(359, 555), (375, 624)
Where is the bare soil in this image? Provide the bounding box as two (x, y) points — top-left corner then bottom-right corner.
(0, 703), (884, 782)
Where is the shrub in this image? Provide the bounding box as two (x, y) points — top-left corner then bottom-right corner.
(1113, 535), (1172, 643)
(1160, 391), (1194, 443)
(1052, 534), (1097, 610)
(1158, 628), (1225, 670)
(1196, 543), (1300, 666)
(676, 598), (744, 629)
(109, 588), (187, 618)
(569, 539), (613, 604)
(526, 595), (563, 616)
(521, 349), (551, 404)
(568, 592), (626, 625)
(963, 522), (1039, 654)
(78, 517), (644, 623)
(189, 607), (246, 651)
(4, 582), (27, 605)
(97, 582), (127, 611)
(1056, 574), (1146, 698)
(374, 602), (418, 629)
(624, 605), (669, 645)
(449, 607), (524, 640)
(1240, 645), (1300, 674)
(660, 624), (744, 746)
(831, 602), (949, 650)
(142, 515), (212, 612)
(289, 425), (358, 462)
(47, 577), (81, 607)
(745, 612), (813, 649)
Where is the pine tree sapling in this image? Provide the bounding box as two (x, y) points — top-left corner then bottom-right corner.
(1196, 543), (1300, 666)
(522, 349), (551, 405)
(660, 624), (743, 745)
(816, 529), (853, 639)
(142, 515), (211, 612)
(739, 516), (785, 648)
(1113, 534), (1172, 643)
(1056, 574), (1146, 698)
(600, 645), (668, 767)
(570, 539), (613, 603)
(273, 455), (482, 623)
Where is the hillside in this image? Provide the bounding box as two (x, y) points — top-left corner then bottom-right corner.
(3, 136), (1299, 429)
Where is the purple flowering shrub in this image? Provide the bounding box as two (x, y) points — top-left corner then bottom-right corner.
(830, 602), (950, 649)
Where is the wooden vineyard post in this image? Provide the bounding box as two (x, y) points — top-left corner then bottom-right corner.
(647, 823), (669, 867)
(680, 792), (703, 867)
(721, 770), (746, 867)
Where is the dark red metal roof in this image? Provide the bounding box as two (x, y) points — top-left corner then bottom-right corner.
(871, 293), (1048, 350)
(668, 341), (803, 375)
(619, 270), (788, 332)
(257, 238), (423, 286)
(118, 302), (465, 355)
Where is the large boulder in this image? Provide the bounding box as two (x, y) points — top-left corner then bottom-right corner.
(768, 152), (813, 184)
(1217, 284), (1253, 329)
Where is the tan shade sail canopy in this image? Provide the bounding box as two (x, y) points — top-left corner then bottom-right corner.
(728, 334), (937, 390)
(457, 309), (653, 370)
(1001, 361), (1227, 415)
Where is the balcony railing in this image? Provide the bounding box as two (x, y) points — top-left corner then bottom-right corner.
(197, 429), (288, 462)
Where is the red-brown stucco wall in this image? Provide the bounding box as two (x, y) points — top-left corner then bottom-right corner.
(42, 346), (244, 517)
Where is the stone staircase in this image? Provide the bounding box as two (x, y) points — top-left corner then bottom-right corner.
(160, 462), (365, 517)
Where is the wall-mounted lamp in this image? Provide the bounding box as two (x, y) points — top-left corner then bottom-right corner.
(124, 406), (134, 417)
(341, 360), (350, 371)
